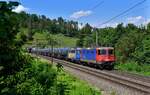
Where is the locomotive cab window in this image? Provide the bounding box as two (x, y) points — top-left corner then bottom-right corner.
(108, 49), (114, 55)
(98, 49), (106, 55)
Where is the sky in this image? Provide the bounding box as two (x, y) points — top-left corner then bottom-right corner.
(2, 0), (150, 28)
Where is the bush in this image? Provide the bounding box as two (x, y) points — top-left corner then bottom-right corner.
(0, 56), (101, 95)
(0, 1), (28, 76)
(56, 72), (100, 95)
(115, 61), (150, 76)
(0, 56), (57, 95)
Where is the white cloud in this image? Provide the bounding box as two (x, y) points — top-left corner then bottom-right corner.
(93, 22), (119, 28)
(143, 19), (150, 25)
(94, 16), (150, 28)
(127, 16), (144, 24)
(126, 16), (150, 26)
(12, 5), (29, 13)
(70, 10), (92, 19)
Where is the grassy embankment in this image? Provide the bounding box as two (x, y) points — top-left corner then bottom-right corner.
(115, 62), (150, 76)
(0, 54), (100, 95)
(40, 57), (101, 95)
(23, 29), (78, 48)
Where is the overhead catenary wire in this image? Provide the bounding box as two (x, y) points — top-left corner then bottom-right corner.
(90, 0), (104, 10)
(96, 0), (147, 27)
(120, 5), (149, 19)
(81, 0), (104, 11)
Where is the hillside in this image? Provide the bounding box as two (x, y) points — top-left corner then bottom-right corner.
(24, 32), (78, 48)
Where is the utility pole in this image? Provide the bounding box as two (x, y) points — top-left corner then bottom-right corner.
(94, 28), (98, 47)
(28, 14), (33, 41)
(36, 39), (39, 56)
(96, 29), (98, 47)
(51, 37), (54, 64)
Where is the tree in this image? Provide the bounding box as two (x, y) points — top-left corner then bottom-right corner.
(77, 23), (93, 47)
(112, 23), (125, 45)
(132, 25), (150, 64)
(147, 23), (150, 33)
(96, 27), (116, 46)
(115, 24), (143, 63)
(0, 1), (27, 75)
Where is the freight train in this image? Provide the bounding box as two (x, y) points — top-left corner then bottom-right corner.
(29, 47), (116, 70)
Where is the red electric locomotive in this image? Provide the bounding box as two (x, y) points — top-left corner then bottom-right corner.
(96, 47), (115, 69)
(79, 47), (115, 69)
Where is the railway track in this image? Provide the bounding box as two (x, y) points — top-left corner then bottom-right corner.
(38, 55), (150, 94)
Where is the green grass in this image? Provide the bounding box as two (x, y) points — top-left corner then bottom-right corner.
(115, 61), (150, 76)
(57, 71), (100, 95)
(39, 57), (101, 95)
(24, 32), (78, 48)
(55, 34), (78, 47)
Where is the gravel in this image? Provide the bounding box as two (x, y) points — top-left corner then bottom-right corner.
(63, 66), (148, 95)
(109, 70), (150, 83)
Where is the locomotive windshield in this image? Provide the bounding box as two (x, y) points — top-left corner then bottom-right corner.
(98, 49), (114, 55)
(108, 49), (114, 55)
(98, 49), (106, 55)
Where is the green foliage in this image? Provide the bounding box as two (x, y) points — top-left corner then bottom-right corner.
(0, 1), (28, 75)
(132, 34), (150, 64)
(0, 56), (101, 95)
(77, 23), (92, 47)
(57, 72), (101, 95)
(17, 12), (79, 38)
(83, 35), (95, 47)
(115, 61), (150, 76)
(115, 29), (143, 63)
(0, 57), (57, 95)
(97, 27), (116, 46)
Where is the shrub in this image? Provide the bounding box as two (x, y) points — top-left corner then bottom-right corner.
(115, 61), (150, 76)
(0, 57), (57, 95)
